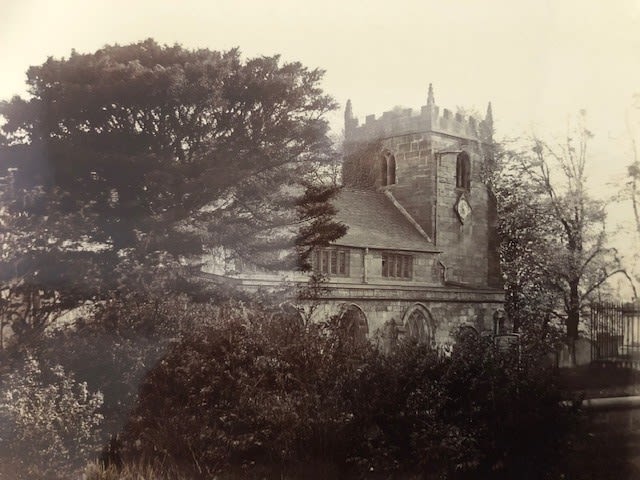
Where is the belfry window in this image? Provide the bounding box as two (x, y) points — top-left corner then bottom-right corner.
(387, 153), (396, 185)
(381, 151), (396, 186)
(456, 151), (471, 190)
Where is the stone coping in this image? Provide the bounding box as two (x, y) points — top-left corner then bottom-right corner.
(561, 396), (640, 411)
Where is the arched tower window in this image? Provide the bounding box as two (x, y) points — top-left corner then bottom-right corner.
(380, 154), (388, 186)
(381, 151), (396, 186)
(339, 304), (369, 344)
(403, 304), (435, 345)
(380, 154), (389, 187)
(387, 153), (396, 185)
(456, 151), (471, 190)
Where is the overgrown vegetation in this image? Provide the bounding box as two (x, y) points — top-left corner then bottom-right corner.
(0, 353), (104, 479)
(0, 297), (578, 479)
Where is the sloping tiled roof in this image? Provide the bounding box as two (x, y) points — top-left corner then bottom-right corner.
(331, 188), (438, 252)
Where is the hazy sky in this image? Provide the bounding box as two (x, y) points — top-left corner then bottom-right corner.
(1, 0), (639, 195)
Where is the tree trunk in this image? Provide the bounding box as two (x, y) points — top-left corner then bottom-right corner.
(566, 281), (581, 366)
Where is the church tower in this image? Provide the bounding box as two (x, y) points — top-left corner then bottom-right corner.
(342, 86), (500, 288)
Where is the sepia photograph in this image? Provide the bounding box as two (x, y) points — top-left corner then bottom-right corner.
(0, 0), (639, 478)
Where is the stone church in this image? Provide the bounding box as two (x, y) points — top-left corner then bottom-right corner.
(203, 85), (504, 347)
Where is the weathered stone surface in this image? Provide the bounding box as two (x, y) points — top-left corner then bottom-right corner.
(299, 297), (503, 345)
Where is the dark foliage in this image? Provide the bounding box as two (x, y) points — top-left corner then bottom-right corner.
(0, 39), (344, 331)
(28, 292), (252, 443)
(117, 306), (578, 479)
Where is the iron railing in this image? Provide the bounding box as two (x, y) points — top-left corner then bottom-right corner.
(591, 302), (640, 367)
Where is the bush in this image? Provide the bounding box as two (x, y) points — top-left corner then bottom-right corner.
(336, 331), (576, 479)
(30, 293), (239, 451)
(37, 294), (190, 443)
(0, 292), (227, 479)
(0, 353), (104, 479)
(116, 305), (578, 479)
(120, 303), (371, 477)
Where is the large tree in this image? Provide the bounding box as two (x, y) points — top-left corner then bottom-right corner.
(493, 114), (627, 349)
(0, 39), (344, 337)
(491, 146), (560, 334)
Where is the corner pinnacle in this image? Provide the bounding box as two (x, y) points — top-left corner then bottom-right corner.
(427, 83), (435, 106)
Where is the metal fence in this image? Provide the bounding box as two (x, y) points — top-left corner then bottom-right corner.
(591, 302), (640, 367)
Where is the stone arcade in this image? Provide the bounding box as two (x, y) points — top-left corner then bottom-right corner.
(202, 85), (505, 347)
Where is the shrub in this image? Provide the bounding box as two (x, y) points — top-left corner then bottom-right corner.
(336, 332), (576, 479)
(31, 293), (238, 453)
(37, 294), (189, 442)
(120, 303), (373, 477)
(0, 353), (104, 479)
(116, 305), (578, 479)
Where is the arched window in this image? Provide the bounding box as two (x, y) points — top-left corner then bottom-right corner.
(380, 155), (388, 186)
(456, 151), (471, 190)
(403, 304), (435, 345)
(387, 153), (396, 185)
(339, 304), (369, 344)
(380, 151), (396, 186)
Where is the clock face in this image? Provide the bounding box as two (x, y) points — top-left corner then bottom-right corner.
(455, 196), (472, 223)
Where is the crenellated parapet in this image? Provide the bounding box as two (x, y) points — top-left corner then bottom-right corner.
(344, 84), (493, 145)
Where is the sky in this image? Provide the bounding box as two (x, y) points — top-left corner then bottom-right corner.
(1, 0), (639, 280)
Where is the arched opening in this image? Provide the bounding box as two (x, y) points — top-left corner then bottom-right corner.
(380, 155), (388, 186)
(338, 303), (369, 344)
(402, 304), (435, 345)
(456, 151), (471, 190)
(387, 153), (396, 185)
(380, 151), (396, 186)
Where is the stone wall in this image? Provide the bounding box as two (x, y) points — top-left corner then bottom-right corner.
(431, 134), (491, 286)
(363, 249), (442, 285)
(304, 294), (503, 346)
(202, 266), (505, 348)
(383, 133), (436, 239)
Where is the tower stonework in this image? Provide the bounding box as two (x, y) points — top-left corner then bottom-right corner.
(343, 86), (500, 288)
